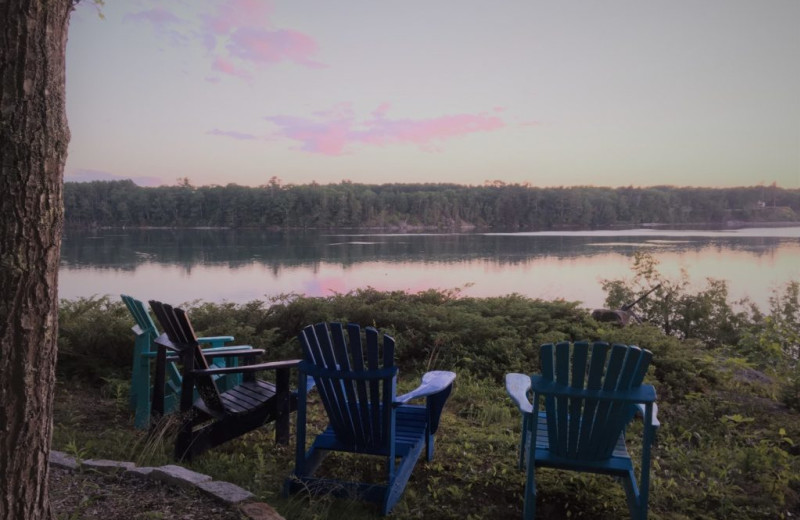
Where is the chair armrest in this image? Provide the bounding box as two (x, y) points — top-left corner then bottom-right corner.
(142, 347), (261, 360)
(201, 348), (264, 360)
(635, 402), (661, 428)
(154, 333), (181, 352)
(395, 370), (456, 404)
(505, 373), (534, 414)
(199, 345), (251, 353)
(197, 335), (234, 346)
(192, 359), (301, 376)
(131, 324), (145, 336)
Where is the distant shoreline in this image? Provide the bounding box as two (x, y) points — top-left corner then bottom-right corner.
(65, 221), (800, 232)
(642, 220), (800, 230)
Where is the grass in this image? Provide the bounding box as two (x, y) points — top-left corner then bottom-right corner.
(52, 291), (800, 519)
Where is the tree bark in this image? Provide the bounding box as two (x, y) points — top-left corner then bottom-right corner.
(0, 1), (74, 519)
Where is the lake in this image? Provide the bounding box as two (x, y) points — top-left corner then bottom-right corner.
(59, 227), (800, 311)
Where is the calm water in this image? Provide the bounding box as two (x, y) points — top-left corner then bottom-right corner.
(59, 227), (800, 311)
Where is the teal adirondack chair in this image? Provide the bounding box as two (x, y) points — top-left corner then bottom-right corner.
(121, 295), (250, 429)
(285, 322), (456, 515)
(505, 341), (659, 520)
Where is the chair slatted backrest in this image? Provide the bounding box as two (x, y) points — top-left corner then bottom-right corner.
(540, 341), (651, 461)
(298, 322), (397, 451)
(122, 294), (184, 385)
(149, 301), (224, 413)
(121, 294), (158, 344)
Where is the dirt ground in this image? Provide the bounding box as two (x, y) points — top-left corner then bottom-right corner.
(49, 464), (246, 520)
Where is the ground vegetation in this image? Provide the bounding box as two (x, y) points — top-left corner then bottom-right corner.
(52, 255), (800, 519)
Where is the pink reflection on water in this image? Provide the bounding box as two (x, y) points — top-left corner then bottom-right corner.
(304, 275), (348, 296)
(60, 242), (800, 311)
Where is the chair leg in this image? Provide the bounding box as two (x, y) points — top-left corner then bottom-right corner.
(383, 438), (425, 515)
(523, 458), (537, 520)
(275, 367), (290, 445)
(133, 357), (151, 429)
(621, 470), (641, 519)
(519, 413), (531, 470)
(523, 411), (537, 520)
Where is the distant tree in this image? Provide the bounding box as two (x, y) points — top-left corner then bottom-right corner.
(0, 1), (75, 519)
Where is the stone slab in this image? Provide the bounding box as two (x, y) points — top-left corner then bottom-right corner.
(125, 466), (156, 479)
(82, 459), (136, 473)
(196, 479), (255, 504)
(150, 464), (212, 490)
(240, 502), (286, 520)
(49, 450), (79, 470)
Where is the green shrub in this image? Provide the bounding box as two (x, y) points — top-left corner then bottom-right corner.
(58, 296), (132, 382)
(53, 287), (800, 519)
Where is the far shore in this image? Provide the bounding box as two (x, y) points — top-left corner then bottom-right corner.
(64, 220), (800, 233)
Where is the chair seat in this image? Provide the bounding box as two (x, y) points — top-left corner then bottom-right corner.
(312, 405), (427, 457)
(194, 380), (278, 417)
(532, 412), (634, 475)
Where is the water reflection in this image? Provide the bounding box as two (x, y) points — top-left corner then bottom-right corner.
(59, 228), (800, 310)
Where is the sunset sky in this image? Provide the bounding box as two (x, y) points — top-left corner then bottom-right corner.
(65, 0), (800, 189)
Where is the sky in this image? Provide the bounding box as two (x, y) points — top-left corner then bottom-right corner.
(64, 0), (800, 189)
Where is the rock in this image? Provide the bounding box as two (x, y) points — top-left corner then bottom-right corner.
(150, 464), (212, 490)
(239, 502), (285, 520)
(196, 479), (255, 504)
(82, 459), (136, 473)
(125, 466), (156, 479)
(49, 450), (79, 470)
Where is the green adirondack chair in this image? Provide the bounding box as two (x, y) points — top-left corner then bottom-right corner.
(505, 341), (659, 520)
(121, 294), (251, 429)
(285, 322), (456, 515)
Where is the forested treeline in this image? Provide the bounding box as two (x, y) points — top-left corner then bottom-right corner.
(64, 179), (800, 230)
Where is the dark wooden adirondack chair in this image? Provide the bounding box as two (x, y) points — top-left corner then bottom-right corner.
(121, 294), (250, 429)
(505, 341), (659, 520)
(285, 322), (456, 515)
(148, 300), (303, 461)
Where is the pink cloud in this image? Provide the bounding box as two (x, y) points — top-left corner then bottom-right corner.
(228, 28), (324, 68)
(124, 8), (187, 45)
(204, 0), (324, 73)
(265, 104), (506, 156)
(207, 129), (258, 141)
(265, 115), (351, 155)
(211, 57), (252, 80)
(124, 8), (180, 26)
(371, 103), (392, 119)
(208, 0), (273, 35)
(358, 113), (505, 146)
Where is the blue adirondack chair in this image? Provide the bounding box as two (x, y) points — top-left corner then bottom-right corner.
(505, 341), (659, 520)
(285, 322), (456, 515)
(121, 294), (251, 429)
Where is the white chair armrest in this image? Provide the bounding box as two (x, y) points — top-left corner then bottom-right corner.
(395, 370), (456, 404)
(505, 373), (534, 414)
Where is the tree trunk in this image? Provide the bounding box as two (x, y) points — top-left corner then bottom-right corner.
(0, 1), (74, 519)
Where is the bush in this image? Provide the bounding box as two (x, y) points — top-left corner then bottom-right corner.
(57, 296), (132, 382)
(54, 288), (800, 519)
(601, 251), (753, 345)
